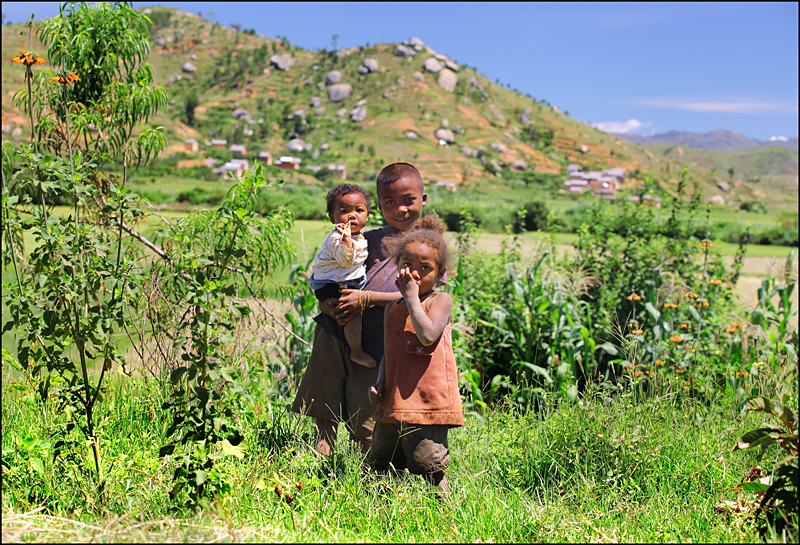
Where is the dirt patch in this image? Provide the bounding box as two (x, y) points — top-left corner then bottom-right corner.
(392, 118), (419, 131)
(173, 122), (200, 139)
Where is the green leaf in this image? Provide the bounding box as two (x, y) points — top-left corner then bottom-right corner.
(221, 438), (245, 459)
(170, 367), (187, 385)
(30, 457), (44, 474)
(566, 384), (578, 402)
(235, 208), (248, 218)
(748, 397), (797, 428)
(738, 481), (771, 492)
(596, 342), (618, 356)
(195, 470), (207, 486)
(733, 427), (781, 451)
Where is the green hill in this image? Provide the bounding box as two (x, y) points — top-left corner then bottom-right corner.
(2, 6), (797, 212)
(644, 144), (798, 209)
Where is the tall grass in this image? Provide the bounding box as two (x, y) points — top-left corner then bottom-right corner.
(1, 371), (787, 542)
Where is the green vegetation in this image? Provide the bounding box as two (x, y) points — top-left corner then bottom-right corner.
(2, 3), (797, 542)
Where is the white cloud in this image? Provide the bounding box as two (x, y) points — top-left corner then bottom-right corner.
(591, 119), (652, 134)
(769, 136), (789, 142)
(633, 97), (798, 114)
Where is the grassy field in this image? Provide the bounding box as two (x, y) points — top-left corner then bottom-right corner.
(0, 373), (783, 542)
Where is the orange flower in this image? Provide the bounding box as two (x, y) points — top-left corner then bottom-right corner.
(632, 329), (644, 335)
(736, 371), (749, 378)
(732, 322), (744, 328)
(634, 371), (643, 377)
(684, 293), (698, 299)
(677, 369), (685, 373)
(655, 359), (666, 366)
(699, 241), (715, 248)
(50, 70), (80, 84)
(11, 50), (45, 66)
(669, 336), (683, 342)
(679, 323), (691, 330)
(725, 328), (737, 333)
(663, 303), (678, 309)
(709, 279), (723, 286)
(685, 381), (691, 385)
(626, 295), (642, 301)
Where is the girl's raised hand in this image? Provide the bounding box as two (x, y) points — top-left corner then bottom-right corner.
(395, 267), (420, 300)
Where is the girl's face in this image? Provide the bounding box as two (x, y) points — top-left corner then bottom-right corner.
(329, 193), (369, 234)
(398, 241), (444, 294)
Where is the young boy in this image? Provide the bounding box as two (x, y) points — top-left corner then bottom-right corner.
(291, 163), (428, 455)
(310, 184), (375, 368)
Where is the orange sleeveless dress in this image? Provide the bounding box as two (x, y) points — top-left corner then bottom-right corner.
(372, 295), (464, 427)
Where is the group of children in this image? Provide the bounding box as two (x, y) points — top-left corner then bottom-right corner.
(291, 162), (462, 497)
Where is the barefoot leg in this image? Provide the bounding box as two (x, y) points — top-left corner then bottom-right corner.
(424, 470), (451, 500)
(314, 419), (338, 456)
(344, 314), (376, 368)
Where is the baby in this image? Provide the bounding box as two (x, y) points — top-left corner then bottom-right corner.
(310, 184), (376, 368)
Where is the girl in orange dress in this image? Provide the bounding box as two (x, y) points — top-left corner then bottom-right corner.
(368, 216), (463, 498)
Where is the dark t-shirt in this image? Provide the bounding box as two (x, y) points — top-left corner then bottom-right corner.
(314, 226), (399, 362)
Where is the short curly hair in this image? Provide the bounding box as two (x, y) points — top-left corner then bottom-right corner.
(376, 162), (423, 197)
(383, 215), (450, 281)
(325, 183), (371, 215)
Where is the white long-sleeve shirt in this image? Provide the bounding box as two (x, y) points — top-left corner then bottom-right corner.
(311, 229), (369, 283)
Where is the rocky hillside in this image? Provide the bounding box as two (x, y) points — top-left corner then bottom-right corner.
(2, 6), (793, 208)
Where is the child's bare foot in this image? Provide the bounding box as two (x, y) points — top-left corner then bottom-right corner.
(350, 350), (377, 368)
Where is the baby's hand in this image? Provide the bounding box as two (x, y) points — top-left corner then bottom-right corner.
(335, 222), (352, 246)
(369, 382), (384, 404)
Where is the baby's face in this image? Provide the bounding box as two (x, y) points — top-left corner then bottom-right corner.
(377, 176), (427, 231)
(329, 193), (369, 234)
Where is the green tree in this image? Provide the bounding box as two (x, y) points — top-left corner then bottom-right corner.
(185, 92), (199, 126)
(5, 0), (166, 491)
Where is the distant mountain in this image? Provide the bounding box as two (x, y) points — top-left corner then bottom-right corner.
(617, 130), (798, 152)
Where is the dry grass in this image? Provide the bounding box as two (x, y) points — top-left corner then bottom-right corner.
(2, 507), (278, 543)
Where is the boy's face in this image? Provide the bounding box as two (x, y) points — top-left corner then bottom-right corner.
(377, 176), (427, 231)
(329, 193), (369, 234)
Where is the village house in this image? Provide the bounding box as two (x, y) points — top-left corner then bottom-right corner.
(433, 181), (457, 192)
(564, 165), (626, 197)
(328, 164), (347, 180)
(184, 138), (199, 152)
(228, 158), (249, 170)
(564, 179), (588, 194)
(211, 161), (245, 180)
(210, 139), (227, 149)
(276, 156), (302, 170)
(229, 143), (247, 156)
(305, 165), (322, 173)
(255, 151), (273, 165)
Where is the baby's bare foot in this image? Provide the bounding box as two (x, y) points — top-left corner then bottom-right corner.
(350, 350), (377, 368)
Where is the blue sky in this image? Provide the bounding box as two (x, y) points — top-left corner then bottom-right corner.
(4, 2), (797, 140)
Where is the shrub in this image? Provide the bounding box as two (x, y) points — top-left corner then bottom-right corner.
(514, 201), (549, 233)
